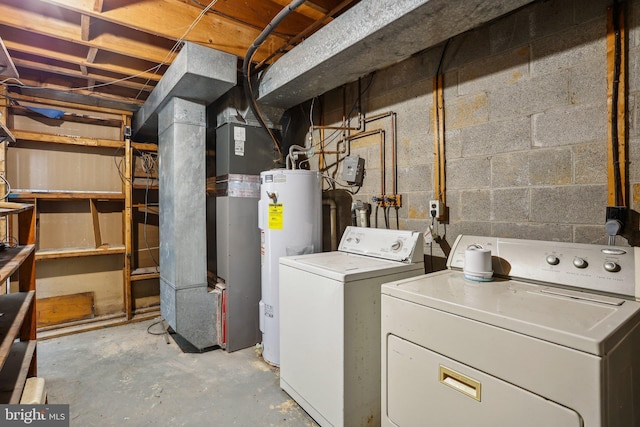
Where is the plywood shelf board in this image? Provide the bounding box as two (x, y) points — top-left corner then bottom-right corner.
(0, 246), (36, 283)
(10, 191), (124, 200)
(0, 291), (35, 369)
(0, 121), (15, 144)
(131, 142), (157, 152)
(0, 202), (33, 216)
(11, 129), (125, 149)
(0, 341), (36, 404)
(36, 246), (125, 260)
(131, 272), (160, 282)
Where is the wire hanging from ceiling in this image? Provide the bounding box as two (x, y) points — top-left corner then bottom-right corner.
(1, 0), (220, 96)
(242, 0), (307, 164)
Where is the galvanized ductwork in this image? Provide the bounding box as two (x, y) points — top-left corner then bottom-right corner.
(134, 43), (237, 350)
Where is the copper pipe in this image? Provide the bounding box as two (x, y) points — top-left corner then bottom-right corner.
(361, 111), (398, 196)
(345, 129), (385, 195)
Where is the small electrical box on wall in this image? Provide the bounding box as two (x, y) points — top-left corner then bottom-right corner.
(342, 155), (365, 185)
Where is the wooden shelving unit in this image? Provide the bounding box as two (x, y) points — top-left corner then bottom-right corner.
(9, 192), (126, 261)
(123, 139), (159, 320)
(0, 202), (37, 404)
(2, 93), (160, 335)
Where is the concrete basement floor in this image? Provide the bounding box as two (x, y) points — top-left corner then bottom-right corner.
(38, 319), (318, 426)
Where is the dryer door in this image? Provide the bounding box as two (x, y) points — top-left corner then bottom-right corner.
(385, 335), (582, 427)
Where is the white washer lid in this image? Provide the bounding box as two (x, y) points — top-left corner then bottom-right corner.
(280, 251), (424, 282)
(382, 270), (640, 356)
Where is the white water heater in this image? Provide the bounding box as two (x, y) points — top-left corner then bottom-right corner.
(258, 169), (322, 366)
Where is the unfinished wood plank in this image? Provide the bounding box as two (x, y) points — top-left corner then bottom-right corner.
(0, 122), (15, 144)
(0, 202), (33, 216)
(11, 129), (125, 148)
(80, 14), (91, 41)
(0, 291), (34, 368)
(36, 292), (94, 327)
(35, 0), (285, 63)
(606, 4), (627, 207)
(8, 93), (132, 116)
(35, 245), (125, 260)
(0, 340), (36, 404)
(0, 246), (36, 284)
(10, 191), (124, 200)
(90, 199), (102, 248)
(13, 57), (154, 92)
(36, 309), (160, 340)
(123, 138), (133, 319)
(10, 105), (123, 127)
(131, 142), (157, 152)
(433, 73), (446, 208)
(0, 1), (173, 65)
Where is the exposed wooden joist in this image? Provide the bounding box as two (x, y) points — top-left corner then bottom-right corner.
(8, 75), (145, 105)
(8, 93), (133, 116)
(269, 0), (328, 20)
(79, 65), (88, 75)
(0, 1), (176, 65)
(37, 0), (286, 62)
(13, 58), (154, 92)
(10, 105), (123, 127)
(4, 38), (162, 83)
(257, 0), (354, 69)
(92, 0), (104, 12)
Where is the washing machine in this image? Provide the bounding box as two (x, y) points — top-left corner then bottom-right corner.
(280, 226), (424, 427)
(381, 235), (640, 427)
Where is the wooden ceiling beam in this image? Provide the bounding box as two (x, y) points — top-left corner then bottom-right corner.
(8, 76), (146, 105)
(4, 39), (162, 83)
(0, 2), (174, 64)
(13, 58), (154, 92)
(268, 0), (328, 20)
(37, 0), (286, 61)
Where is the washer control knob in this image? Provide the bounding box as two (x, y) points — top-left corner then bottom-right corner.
(546, 255), (560, 265)
(573, 258), (588, 269)
(391, 241), (402, 252)
(604, 261), (621, 273)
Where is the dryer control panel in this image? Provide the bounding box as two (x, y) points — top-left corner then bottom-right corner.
(448, 235), (638, 300)
(339, 226), (423, 263)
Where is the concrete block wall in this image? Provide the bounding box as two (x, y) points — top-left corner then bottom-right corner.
(314, 0), (640, 258)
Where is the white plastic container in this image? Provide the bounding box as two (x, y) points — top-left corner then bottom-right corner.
(258, 169), (322, 366)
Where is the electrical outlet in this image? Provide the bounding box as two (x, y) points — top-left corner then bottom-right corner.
(429, 200), (444, 219)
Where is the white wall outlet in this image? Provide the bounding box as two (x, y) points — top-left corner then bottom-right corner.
(429, 200), (444, 219)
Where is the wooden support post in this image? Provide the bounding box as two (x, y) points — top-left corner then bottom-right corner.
(433, 74), (446, 207)
(123, 137), (133, 320)
(607, 3), (627, 207)
(89, 199), (102, 248)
